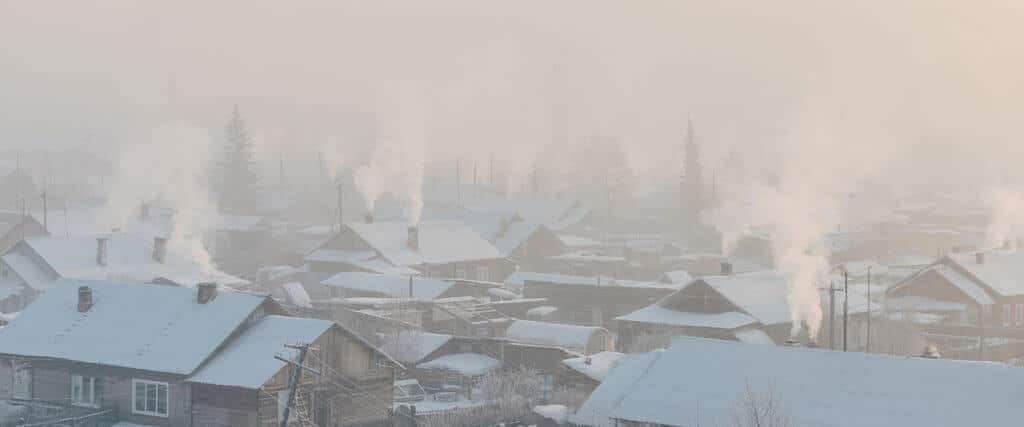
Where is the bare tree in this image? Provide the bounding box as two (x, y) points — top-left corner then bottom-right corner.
(730, 383), (791, 427)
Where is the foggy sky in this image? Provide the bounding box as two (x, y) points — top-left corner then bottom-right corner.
(1, 0), (1023, 191)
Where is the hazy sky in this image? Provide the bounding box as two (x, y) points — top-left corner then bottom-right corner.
(1, 0), (1023, 191)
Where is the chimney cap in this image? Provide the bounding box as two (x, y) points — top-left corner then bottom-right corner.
(197, 282), (218, 304)
(77, 286), (94, 313)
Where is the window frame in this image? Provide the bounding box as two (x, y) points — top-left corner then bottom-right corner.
(1003, 305), (1012, 327)
(71, 375), (100, 408)
(1016, 304), (1023, 326)
(131, 379), (169, 418)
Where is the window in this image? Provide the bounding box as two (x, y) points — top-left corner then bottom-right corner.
(132, 379), (168, 417)
(455, 267), (468, 280)
(1003, 305), (1012, 327)
(475, 266), (490, 282)
(71, 375), (101, 407)
(1016, 304), (1023, 326)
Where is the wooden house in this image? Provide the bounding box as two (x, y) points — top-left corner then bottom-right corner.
(0, 280), (397, 427)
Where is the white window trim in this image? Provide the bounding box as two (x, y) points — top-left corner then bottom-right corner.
(131, 379), (169, 418)
(71, 375), (100, 408)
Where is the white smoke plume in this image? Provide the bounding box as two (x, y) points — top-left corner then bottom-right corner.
(103, 125), (219, 272)
(984, 188), (1024, 249)
(353, 84), (427, 225)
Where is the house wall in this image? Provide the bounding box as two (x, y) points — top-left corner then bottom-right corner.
(0, 219), (48, 254)
(14, 359), (192, 427)
(191, 384), (258, 427)
(510, 228), (570, 272)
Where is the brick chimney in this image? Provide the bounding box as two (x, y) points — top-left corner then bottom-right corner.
(152, 237), (168, 264)
(976, 252), (986, 265)
(197, 283), (217, 304)
(77, 286), (93, 313)
(407, 226), (419, 250)
(96, 237), (109, 266)
(720, 261), (733, 275)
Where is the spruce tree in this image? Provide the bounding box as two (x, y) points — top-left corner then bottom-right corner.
(217, 105), (261, 213)
(681, 118), (704, 226)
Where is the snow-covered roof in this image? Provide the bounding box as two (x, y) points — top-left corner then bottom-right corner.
(505, 320), (607, 351)
(379, 331), (453, 364)
(700, 271), (796, 326)
(557, 234), (602, 249)
(0, 279), (267, 375)
(345, 221), (502, 266)
(947, 251), (1024, 297)
(732, 327), (776, 345)
(562, 351), (625, 383)
(506, 271), (679, 290)
(616, 304), (757, 330)
(547, 250), (625, 264)
(493, 221), (542, 256)
(187, 315), (334, 389)
(417, 353), (501, 376)
(892, 264), (995, 306)
(526, 305), (558, 317)
(658, 270), (694, 285)
(9, 234), (247, 289)
(570, 351), (663, 426)
(282, 282), (312, 308)
(322, 272), (452, 301)
(574, 337), (1024, 427)
(1, 252), (56, 290)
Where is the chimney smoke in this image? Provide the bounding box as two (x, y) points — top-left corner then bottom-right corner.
(197, 282), (217, 304)
(77, 286), (93, 313)
(96, 237), (109, 266)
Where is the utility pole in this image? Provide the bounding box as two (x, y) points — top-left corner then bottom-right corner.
(456, 160), (462, 205)
(843, 269), (849, 352)
(336, 182), (344, 231)
(828, 281), (837, 350)
(489, 156), (494, 193)
(866, 266), (872, 353)
(42, 191), (47, 232)
(473, 162), (478, 200)
(277, 343), (319, 427)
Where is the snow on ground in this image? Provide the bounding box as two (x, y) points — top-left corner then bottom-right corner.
(533, 404), (569, 424)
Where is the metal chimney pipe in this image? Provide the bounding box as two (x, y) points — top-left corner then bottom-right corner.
(96, 237), (109, 266)
(77, 286), (93, 313)
(197, 282), (217, 304)
(152, 237), (168, 264)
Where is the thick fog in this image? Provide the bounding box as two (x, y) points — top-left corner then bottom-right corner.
(3, 0), (1024, 334)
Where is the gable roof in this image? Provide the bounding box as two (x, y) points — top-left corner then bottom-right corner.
(574, 337), (1024, 427)
(506, 271), (680, 290)
(945, 251), (1024, 297)
(890, 264), (995, 306)
(699, 271), (795, 326)
(379, 330), (453, 365)
(0, 279), (267, 375)
(322, 272), (453, 301)
(569, 351), (664, 426)
(0, 212), (45, 240)
(345, 221), (502, 266)
(187, 315), (334, 389)
(6, 234), (247, 290)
